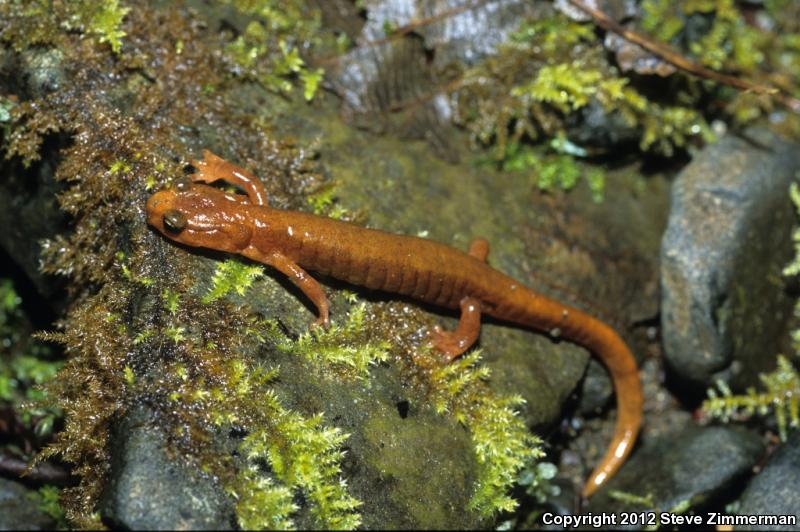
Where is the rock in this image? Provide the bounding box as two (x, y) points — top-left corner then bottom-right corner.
(588, 426), (763, 516)
(736, 431), (800, 531)
(661, 128), (800, 390)
(0, 478), (56, 530)
(576, 358), (614, 416)
(101, 405), (236, 530)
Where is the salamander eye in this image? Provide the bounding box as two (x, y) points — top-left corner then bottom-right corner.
(174, 178), (193, 192)
(163, 209), (187, 233)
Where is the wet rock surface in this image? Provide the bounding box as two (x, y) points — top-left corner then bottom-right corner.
(661, 128), (800, 390)
(101, 405), (236, 530)
(588, 425), (763, 518)
(0, 478), (56, 530)
(736, 431), (800, 531)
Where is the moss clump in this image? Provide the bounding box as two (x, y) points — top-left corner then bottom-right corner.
(218, 0), (326, 100)
(238, 392), (362, 530)
(264, 303), (389, 381)
(494, 143), (605, 202)
(424, 350), (543, 515)
(0, 0), (129, 53)
(703, 355), (799, 441)
(202, 259), (265, 304)
(166, 346), (363, 530)
(453, 2), (800, 194)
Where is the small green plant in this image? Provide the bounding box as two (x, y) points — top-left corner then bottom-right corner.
(218, 0), (326, 100)
(35, 485), (68, 529)
(240, 395), (362, 530)
(0, 0), (129, 53)
(425, 350), (543, 516)
(202, 259), (265, 303)
(703, 356), (800, 441)
(0, 279), (62, 436)
(248, 303), (388, 382)
(497, 143), (606, 201)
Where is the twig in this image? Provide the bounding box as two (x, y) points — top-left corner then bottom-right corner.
(0, 454), (71, 485)
(566, 0), (800, 113)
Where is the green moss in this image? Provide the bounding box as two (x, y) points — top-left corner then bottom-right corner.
(703, 356), (799, 441)
(458, 2), (800, 179)
(239, 395), (362, 529)
(167, 346), (362, 529)
(427, 351), (542, 515)
(202, 259), (265, 304)
(0, 0), (129, 53)
(218, 0), (326, 99)
(497, 143), (605, 200)
(35, 485), (68, 529)
(264, 304), (389, 380)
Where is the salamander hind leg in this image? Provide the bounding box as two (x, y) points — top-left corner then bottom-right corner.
(190, 150), (269, 206)
(431, 296), (482, 361)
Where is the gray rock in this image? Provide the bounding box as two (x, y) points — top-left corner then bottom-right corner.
(0, 478), (56, 530)
(577, 358), (614, 416)
(101, 405), (236, 530)
(737, 431), (800, 531)
(661, 128), (800, 390)
(588, 426), (763, 517)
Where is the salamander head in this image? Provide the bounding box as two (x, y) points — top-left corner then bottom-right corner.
(146, 180), (253, 252)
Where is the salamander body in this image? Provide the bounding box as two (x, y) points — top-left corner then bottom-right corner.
(145, 150), (643, 497)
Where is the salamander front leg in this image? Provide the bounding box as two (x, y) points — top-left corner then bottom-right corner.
(246, 248), (330, 327)
(190, 150), (269, 206)
(431, 297), (482, 361)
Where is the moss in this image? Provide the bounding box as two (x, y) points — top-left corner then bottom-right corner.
(494, 143), (606, 201)
(0, 0), (129, 53)
(424, 350), (543, 515)
(218, 0), (327, 99)
(703, 355), (799, 441)
(264, 303), (390, 381)
(456, 2), (800, 182)
(34, 485), (68, 529)
(202, 259), (265, 304)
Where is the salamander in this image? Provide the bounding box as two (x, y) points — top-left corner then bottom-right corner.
(145, 150), (643, 497)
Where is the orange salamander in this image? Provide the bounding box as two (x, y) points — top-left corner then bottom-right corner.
(145, 150), (643, 497)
